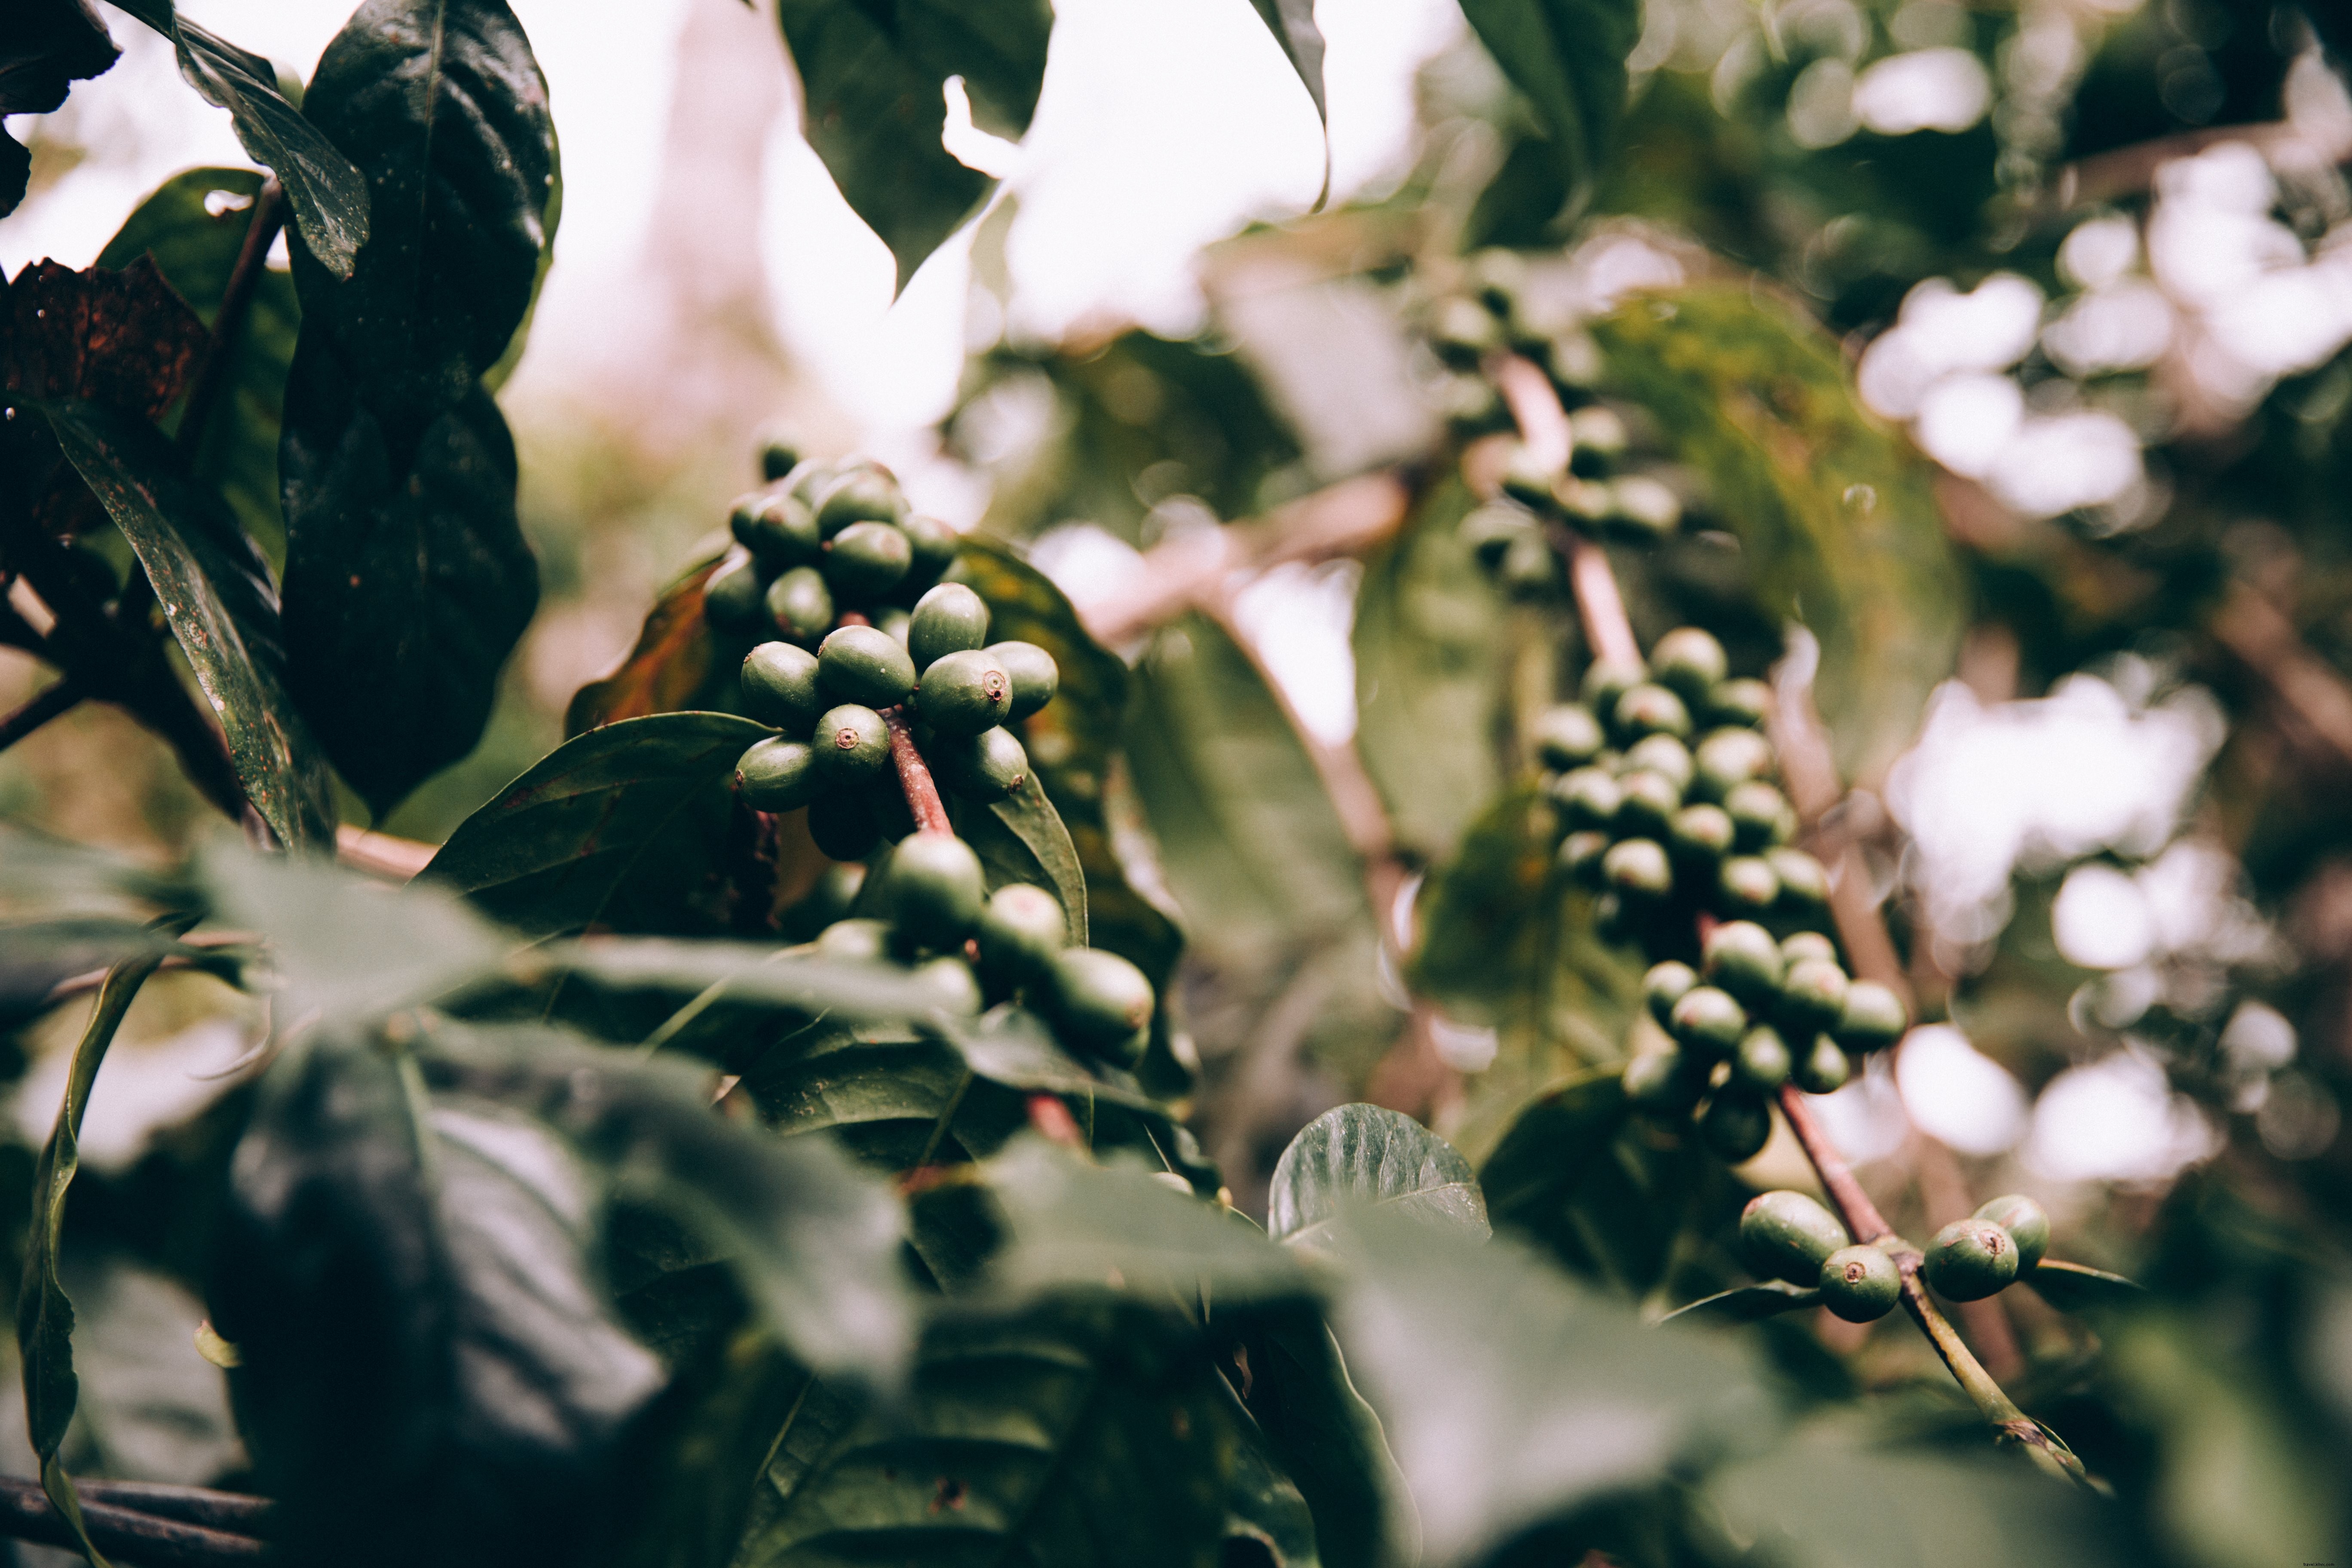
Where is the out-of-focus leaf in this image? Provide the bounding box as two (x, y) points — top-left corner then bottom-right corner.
(109, 0), (371, 276)
(1244, 0), (1327, 122)
(541, 937), (984, 1025)
(1458, 0), (1643, 220)
(1243, 1309), (1407, 1568)
(566, 555), (725, 737)
(1351, 477), (1507, 861)
(0, 917), (212, 1028)
(424, 712), (768, 937)
(0, 822), (199, 919)
(1658, 1281), (1822, 1325)
(2025, 1259), (2147, 1312)
(774, 0), (1050, 290)
(98, 167), (301, 558)
(0, 0), (119, 217)
(1328, 1210), (1770, 1567)
(1407, 786), (1556, 1020)
(47, 398), (338, 850)
(1591, 286), (1963, 779)
(730, 1296), (1318, 1568)
(1266, 1104), (1489, 1251)
(280, 0), (556, 813)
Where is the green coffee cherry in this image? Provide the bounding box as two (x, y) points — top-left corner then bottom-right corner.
(1614, 770), (1681, 839)
(919, 649), (1014, 735)
(737, 737), (819, 812)
(1733, 1024), (1792, 1091)
(1835, 981), (1909, 1053)
(758, 433), (800, 483)
(1725, 780), (1796, 851)
(1623, 733), (1694, 796)
(906, 583), (990, 672)
(1703, 920), (1785, 1005)
(1557, 829), (1611, 885)
(1717, 854), (1781, 915)
(808, 792), (882, 862)
(1643, 960), (1699, 1026)
(1975, 1194), (2050, 1271)
(1702, 1089), (1773, 1162)
(1668, 803), (1736, 868)
(812, 704), (890, 783)
(783, 459), (837, 503)
(742, 641), (823, 731)
(1818, 1245), (1901, 1322)
(1606, 475), (1682, 538)
(1624, 1044), (1703, 1117)
(1708, 678), (1773, 729)
(816, 916), (890, 960)
(1500, 444), (1565, 512)
(1532, 704), (1606, 771)
(1692, 728), (1776, 802)
(876, 833), (986, 952)
(815, 465), (903, 535)
(1782, 931), (1839, 965)
(1669, 986), (1747, 1058)
(818, 625), (918, 709)
(1602, 837), (1673, 898)
(824, 521), (913, 599)
(911, 954), (984, 1014)
(1768, 847), (1831, 910)
(1792, 1034), (1852, 1094)
(735, 491), (821, 567)
(1613, 682), (1693, 742)
(1461, 504), (1534, 568)
(1580, 658), (1648, 713)
(877, 607), (913, 646)
(704, 553), (768, 634)
(1498, 531), (1562, 597)
(1650, 628), (1727, 706)
(1550, 766), (1622, 832)
(1045, 947), (1157, 1054)
(975, 883), (1068, 988)
(765, 567), (834, 643)
(1777, 958), (1851, 1035)
(1923, 1219), (2019, 1301)
(1740, 1190), (1848, 1283)
(988, 640), (1059, 720)
(1428, 294), (1502, 368)
(931, 725), (1029, 800)
(900, 514), (961, 591)
(1567, 402), (1627, 459)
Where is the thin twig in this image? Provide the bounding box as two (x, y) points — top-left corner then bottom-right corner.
(0, 1477), (266, 1566)
(73, 1482), (270, 1534)
(884, 709), (952, 835)
(0, 679), (81, 750)
(175, 177), (288, 461)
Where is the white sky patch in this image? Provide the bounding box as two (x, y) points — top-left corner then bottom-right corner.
(2023, 1045), (2221, 1185)
(1851, 48), (1991, 136)
(1228, 559), (1364, 747)
(1895, 1024), (2029, 1155)
(1809, 1053), (1911, 1165)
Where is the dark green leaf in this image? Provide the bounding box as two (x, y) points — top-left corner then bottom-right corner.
(543, 936), (987, 1025)
(108, 0), (372, 276)
(741, 1022), (1019, 1172)
(0, 0), (119, 218)
(279, 0), (557, 813)
(1243, 1310), (1405, 1568)
(1478, 1067), (1627, 1237)
(1658, 1280), (1823, 1325)
(971, 772), (1088, 944)
(1407, 785), (1557, 1021)
(46, 397), (338, 851)
(1591, 286), (1963, 780)
(1266, 1103), (1488, 1251)
(2024, 1259), (2147, 1313)
(1457, 0), (1643, 220)
(0, 821), (200, 919)
(424, 712), (769, 937)
(98, 166), (301, 558)
(775, 0), (1051, 290)
(1244, 0), (1327, 122)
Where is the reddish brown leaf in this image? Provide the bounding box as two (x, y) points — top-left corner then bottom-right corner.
(564, 555), (723, 737)
(1, 256), (208, 423)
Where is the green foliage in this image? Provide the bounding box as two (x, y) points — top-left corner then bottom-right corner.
(1266, 1103), (1490, 1251)
(0, 0), (118, 217)
(1457, 0), (1644, 224)
(1244, 0), (1328, 125)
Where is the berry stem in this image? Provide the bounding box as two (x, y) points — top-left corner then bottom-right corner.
(1489, 352), (1642, 668)
(882, 709), (952, 836)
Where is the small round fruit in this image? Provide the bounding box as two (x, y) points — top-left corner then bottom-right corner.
(1557, 829), (1611, 885)
(1782, 931), (1840, 965)
(1792, 1034), (1852, 1094)
(1701, 1089), (1773, 1162)
(1045, 947), (1157, 1053)
(1428, 294), (1501, 367)
(815, 916), (890, 960)
(1740, 1190), (1848, 1284)
(758, 433), (800, 483)
(1703, 920), (1785, 1005)
(1602, 837), (1673, 898)
(818, 624), (918, 709)
(1777, 958), (1851, 1035)
(975, 883), (1068, 987)
(877, 832), (987, 952)
(1500, 444), (1565, 512)
(734, 491), (821, 567)
(1975, 1194), (2050, 1272)
(1499, 531), (1562, 597)
(1607, 475), (1681, 539)
(989, 640), (1059, 720)
(1461, 504), (1533, 568)
(1532, 704), (1606, 772)
(1724, 780), (1797, 851)
(1733, 1025), (1792, 1091)
(1580, 658), (1647, 713)
(908, 583), (989, 672)
(1923, 1219), (2019, 1301)
(1709, 678), (1772, 729)
(1568, 403), (1629, 460)
(931, 725), (1029, 801)
(765, 567), (834, 643)
(1624, 1045), (1703, 1117)
(877, 607), (913, 646)
(742, 641), (823, 731)
(824, 520), (913, 599)
(1643, 960), (1699, 1026)
(899, 514), (961, 589)
(1613, 682), (1692, 742)
(811, 704), (890, 783)
(1835, 981), (1909, 1053)
(703, 553), (768, 634)
(1614, 770), (1681, 839)
(910, 954), (983, 1015)
(1668, 803), (1736, 868)
(1819, 1245), (1901, 1322)
(1692, 728), (1776, 802)
(1650, 628), (1727, 706)
(919, 648), (1015, 735)
(1718, 855), (1780, 915)
(1550, 766), (1621, 832)
(808, 792), (882, 862)
(1669, 986), (1748, 1058)
(1623, 733), (1694, 796)
(1769, 847), (1831, 910)
(814, 465), (903, 535)
(737, 737), (819, 812)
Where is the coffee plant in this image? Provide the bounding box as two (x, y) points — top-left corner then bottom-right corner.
(3, 0), (2349, 1565)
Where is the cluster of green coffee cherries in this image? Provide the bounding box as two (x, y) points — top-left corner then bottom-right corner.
(1456, 417), (1685, 604)
(805, 832), (1161, 1069)
(703, 451), (961, 645)
(1738, 1187), (2054, 1323)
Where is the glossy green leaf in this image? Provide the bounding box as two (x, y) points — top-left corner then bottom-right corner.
(741, 1021), (1022, 1173)
(972, 773), (1088, 944)
(1457, 0), (1643, 220)
(98, 166), (300, 558)
(424, 712), (769, 937)
(2025, 1259), (2147, 1313)
(45, 398), (338, 851)
(775, 0), (1051, 290)
(1243, 1311), (1406, 1568)
(108, 0), (371, 276)
(1407, 785), (1558, 1021)
(0, 0), (119, 217)
(1658, 1280), (1823, 1325)
(279, 0), (557, 813)
(1267, 1104), (1488, 1251)
(1591, 286), (1963, 780)
(542, 937), (988, 1026)
(1244, 0), (1328, 123)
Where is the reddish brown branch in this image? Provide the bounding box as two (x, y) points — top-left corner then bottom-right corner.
(175, 177), (287, 460)
(0, 1476), (265, 1566)
(884, 710), (952, 835)
(0, 678), (81, 750)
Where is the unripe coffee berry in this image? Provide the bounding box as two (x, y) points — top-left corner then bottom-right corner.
(1557, 829), (1611, 885)
(1835, 981), (1909, 1053)
(1701, 1089), (1773, 1163)
(1733, 1024), (1792, 1091)
(812, 704), (890, 783)
(1740, 1189), (1848, 1283)
(1692, 727), (1775, 802)
(734, 490), (820, 567)
(1568, 403), (1628, 460)
(1624, 1045), (1703, 1117)
(1669, 803), (1736, 867)
(818, 624), (918, 709)
(1792, 1033), (1852, 1094)
(1614, 770), (1682, 839)
(1045, 947), (1157, 1055)
(1500, 444), (1565, 512)
(807, 791), (882, 862)
(907, 583), (990, 673)
(737, 737), (819, 812)
(742, 641), (823, 732)
(1669, 986), (1747, 1058)
(1650, 627), (1727, 706)
(1428, 294), (1502, 368)
(1708, 678), (1772, 729)
(1724, 780), (1796, 851)
(824, 521), (913, 599)
(1602, 837), (1674, 898)
(815, 916), (890, 960)
(1642, 960), (1699, 1026)
(1819, 1245), (1901, 1322)
(919, 649), (1015, 735)
(910, 954), (983, 1015)
(1613, 682), (1693, 742)
(931, 725), (1029, 801)
(1975, 1194), (2049, 1271)
(1532, 704), (1606, 771)
(766, 567), (833, 643)
(1498, 532), (1560, 597)
(1717, 854), (1780, 915)
(1461, 504), (1533, 568)
(988, 640), (1059, 720)
(900, 514), (961, 588)
(1923, 1219), (2019, 1301)
(975, 883), (1068, 989)
(1550, 767), (1621, 832)
(814, 465), (903, 535)
(1623, 733), (1695, 796)
(877, 833), (987, 953)
(1580, 658), (1647, 713)
(1702, 920), (1785, 1005)
(1776, 957), (1852, 1035)
(1768, 846), (1831, 910)
(1782, 931), (1839, 965)
(1607, 475), (1681, 539)
(704, 553), (767, 634)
